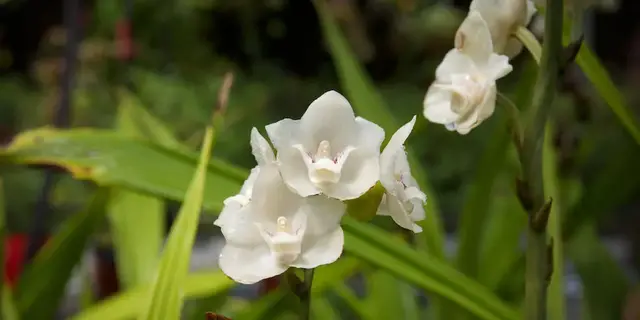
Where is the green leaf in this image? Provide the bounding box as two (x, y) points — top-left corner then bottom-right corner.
(0, 128), (245, 212)
(2, 287), (19, 320)
(311, 296), (340, 320)
(365, 271), (408, 320)
(15, 189), (110, 319)
(72, 271), (234, 320)
(1, 129), (517, 320)
(141, 109), (218, 319)
(313, 0), (445, 258)
(108, 94), (168, 289)
(569, 37), (640, 144)
(542, 125), (565, 320)
(333, 283), (373, 320)
(455, 115), (510, 279)
(343, 218), (519, 320)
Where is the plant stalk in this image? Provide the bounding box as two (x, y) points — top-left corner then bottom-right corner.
(299, 269), (315, 320)
(517, 0), (564, 319)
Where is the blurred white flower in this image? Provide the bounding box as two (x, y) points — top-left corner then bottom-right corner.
(216, 164), (345, 284)
(266, 90), (385, 200)
(462, 0), (537, 58)
(377, 116), (426, 233)
(423, 11), (512, 134)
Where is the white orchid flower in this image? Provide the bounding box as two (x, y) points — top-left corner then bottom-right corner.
(216, 164), (345, 284)
(464, 0), (537, 58)
(377, 116), (426, 233)
(423, 11), (513, 135)
(214, 128), (274, 228)
(266, 90), (385, 200)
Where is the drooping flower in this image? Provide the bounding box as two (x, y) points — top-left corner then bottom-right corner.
(463, 0), (537, 58)
(266, 90), (385, 200)
(377, 116), (426, 233)
(423, 11), (512, 134)
(216, 164), (345, 284)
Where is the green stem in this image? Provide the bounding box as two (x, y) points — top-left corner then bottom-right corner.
(299, 269), (315, 320)
(515, 27), (542, 64)
(516, 0), (564, 319)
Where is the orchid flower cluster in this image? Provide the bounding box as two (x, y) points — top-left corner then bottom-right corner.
(423, 0), (537, 134)
(214, 91), (426, 284)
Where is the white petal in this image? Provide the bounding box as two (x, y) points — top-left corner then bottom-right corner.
(239, 166), (260, 196)
(299, 90), (358, 149)
(218, 243), (287, 284)
(292, 227), (344, 269)
(250, 128), (275, 165)
(435, 49), (476, 82)
(525, 0), (537, 25)
(385, 194), (423, 233)
(455, 11), (493, 64)
(303, 195), (346, 236)
(380, 116), (416, 190)
(323, 148), (380, 200)
(265, 118), (302, 152)
(483, 53), (513, 80)
(216, 205), (263, 246)
(423, 84), (460, 125)
(354, 117), (385, 152)
(475, 84), (498, 123)
(277, 146), (321, 197)
(251, 164), (306, 222)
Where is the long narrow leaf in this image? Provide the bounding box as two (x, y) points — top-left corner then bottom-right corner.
(141, 110), (218, 319)
(15, 189), (110, 319)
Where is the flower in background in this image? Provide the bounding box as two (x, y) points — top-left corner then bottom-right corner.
(216, 164), (345, 284)
(377, 116), (426, 233)
(423, 11), (512, 134)
(463, 0), (537, 58)
(266, 90), (384, 200)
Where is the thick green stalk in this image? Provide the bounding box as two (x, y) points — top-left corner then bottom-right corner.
(518, 0), (564, 319)
(299, 269), (314, 320)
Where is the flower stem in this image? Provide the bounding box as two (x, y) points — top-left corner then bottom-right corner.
(299, 269), (315, 320)
(515, 0), (564, 319)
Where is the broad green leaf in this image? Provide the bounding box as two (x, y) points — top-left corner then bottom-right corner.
(108, 190), (164, 289)
(0, 128), (245, 212)
(15, 189), (110, 319)
(1, 129), (517, 320)
(141, 110), (218, 319)
(542, 125), (565, 320)
(72, 271), (234, 320)
(108, 92), (168, 289)
(314, 0), (444, 258)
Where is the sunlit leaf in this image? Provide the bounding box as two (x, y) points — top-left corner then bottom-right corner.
(108, 91), (170, 289)
(72, 271), (234, 320)
(140, 107), (218, 319)
(15, 189), (110, 319)
(314, 0), (444, 257)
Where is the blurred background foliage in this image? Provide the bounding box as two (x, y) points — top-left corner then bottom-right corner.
(0, 0), (639, 319)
